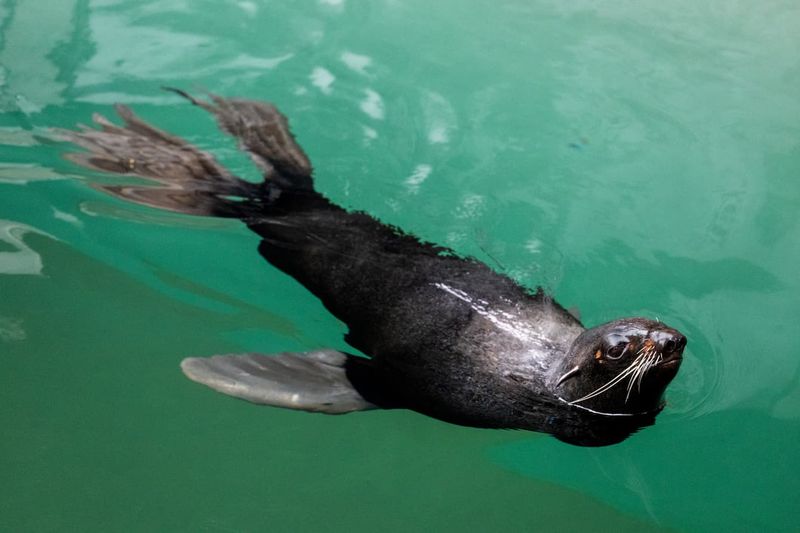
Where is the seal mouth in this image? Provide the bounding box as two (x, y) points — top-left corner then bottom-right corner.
(657, 353), (683, 368)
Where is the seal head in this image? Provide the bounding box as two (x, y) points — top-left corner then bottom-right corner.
(551, 318), (685, 416)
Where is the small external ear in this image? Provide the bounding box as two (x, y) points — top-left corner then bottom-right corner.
(555, 365), (581, 388)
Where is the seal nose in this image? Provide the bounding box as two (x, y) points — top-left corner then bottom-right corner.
(660, 334), (687, 354)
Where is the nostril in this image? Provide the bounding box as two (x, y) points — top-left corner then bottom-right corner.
(663, 335), (687, 353)
(677, 335), (687, 350)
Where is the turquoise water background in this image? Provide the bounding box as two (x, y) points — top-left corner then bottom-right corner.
(2, 0), (799, 531)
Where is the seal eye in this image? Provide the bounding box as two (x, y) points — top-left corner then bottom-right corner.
(606, 343), (627, 360)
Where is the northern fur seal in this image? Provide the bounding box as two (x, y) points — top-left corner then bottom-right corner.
(60, 91), (685, 446)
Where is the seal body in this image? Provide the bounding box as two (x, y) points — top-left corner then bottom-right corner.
(249, 194), (580, 420)
(61, 92), (686, 446)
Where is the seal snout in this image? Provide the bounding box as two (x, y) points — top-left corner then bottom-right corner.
(651, 331), (686, 367)
(661, 333), (686, 355)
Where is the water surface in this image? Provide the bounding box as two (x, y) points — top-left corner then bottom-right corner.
(1, 0), (799, 531)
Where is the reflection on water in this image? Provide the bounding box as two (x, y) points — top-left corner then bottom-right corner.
(0, 127), (39, 146)
(310, 66), (336, 95)
(359, 88), (385, 120)
(0, 220), (53, 275)
(0, 162), (68, 184)
(340, 50), (371, 75)
(0, 315), (26, 342)
(0, 0), (79, 113)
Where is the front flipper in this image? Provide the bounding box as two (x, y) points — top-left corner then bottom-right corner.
(180, 349), (376, 414)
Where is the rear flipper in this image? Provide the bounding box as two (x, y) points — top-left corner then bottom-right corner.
(57, 89), (316, 217)
(180, 349), (377, 414)
(165, 88), (314, 190)
(56, 104), (261, 217)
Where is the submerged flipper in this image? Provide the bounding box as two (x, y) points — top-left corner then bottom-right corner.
(57, 89), (316, 217)
(56, 104), (261, 217)
(180, 349), (377, 413)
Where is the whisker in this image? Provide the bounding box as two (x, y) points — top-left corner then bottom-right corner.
(570, 342), (668, 407)
(625, 350), (652, 402)
(624, 348), (664, 403)
(570, 353), (644, 405)
(571, 367), (637, 404)
(625, 358), (647, 403)
(626, 347), (659, 403)
(636, 352), (655, 392)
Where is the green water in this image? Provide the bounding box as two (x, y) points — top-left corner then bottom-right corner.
(1, 0), (799, 531)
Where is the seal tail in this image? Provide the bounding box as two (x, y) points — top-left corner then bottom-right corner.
(57, 90), (313, 218)
(180, 350), (383, 414)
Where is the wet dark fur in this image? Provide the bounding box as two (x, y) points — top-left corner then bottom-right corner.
(58, 92), (685, 446)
